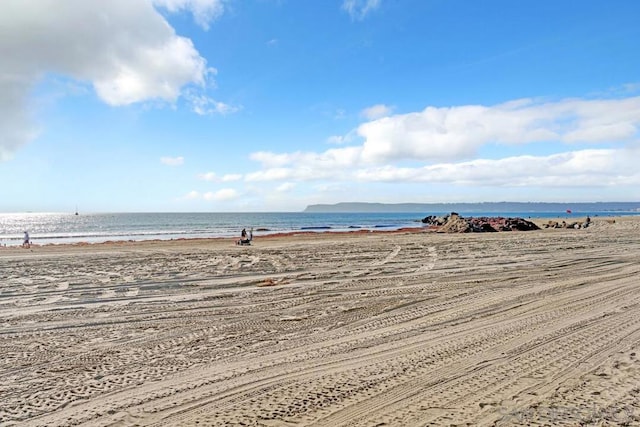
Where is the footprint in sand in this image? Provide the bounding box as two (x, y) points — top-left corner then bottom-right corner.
(125, 287), (140, 297)
(372, 245), (401, 267)
(415, 246), (437, 273)
(101, 288), (117, 299)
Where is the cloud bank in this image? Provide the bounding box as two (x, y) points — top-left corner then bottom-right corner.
(0, 0), (224, 160)
(243, 95), (640, 189)
(355, 97), (640, 163)
(184, 188), (240, 202)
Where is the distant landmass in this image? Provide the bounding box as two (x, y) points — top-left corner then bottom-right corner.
(304, 202), (640, 213)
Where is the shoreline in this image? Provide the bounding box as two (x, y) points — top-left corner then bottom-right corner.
(0, 226), (429, 253)
(0, 214), (627, 252)
(1, 211), (635, 248)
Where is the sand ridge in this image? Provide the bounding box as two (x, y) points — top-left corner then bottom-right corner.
(1, 217), (640, 426)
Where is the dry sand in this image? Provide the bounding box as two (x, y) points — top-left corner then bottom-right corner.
(1, 217), (640, 426)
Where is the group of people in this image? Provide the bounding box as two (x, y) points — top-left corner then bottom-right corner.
(19, 228), (255, 248)
(237, 227), (253, 245)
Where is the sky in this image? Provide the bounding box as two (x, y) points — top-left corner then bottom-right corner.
(1, 0), (639, 213)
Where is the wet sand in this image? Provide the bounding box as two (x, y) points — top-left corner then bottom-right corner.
(1, 217), (639, 426)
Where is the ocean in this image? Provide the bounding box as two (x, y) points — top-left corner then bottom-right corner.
(0, 210), (634, 246)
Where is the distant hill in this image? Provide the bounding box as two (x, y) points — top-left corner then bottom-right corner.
(303, 202), (640, 213)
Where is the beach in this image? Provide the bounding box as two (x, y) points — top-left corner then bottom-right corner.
(1, 216), (639, 426)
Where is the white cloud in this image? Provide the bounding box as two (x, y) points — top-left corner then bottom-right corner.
(239, 95), (640, 190)
(246, 147), (364, 182)
(351, 148), (640, 186)
(361, 103), (393, 120)
(161, 156), (184, 166)
(0, 79), (39, 161)
(355, 96), (640, 163)
(0, 0), (223, 160)
(185, 188), (241, 201)
(198, 171), (243, 182)
(249, 151), (294, 168)
(152, 0), (225, 30)
(245, 168), (300, 182)
(246, 147), (640, 189)
(222, 173), (243, 182)
(209, 188), (240, 201)
(327, 135), (346, 145)
(183, 190), (200, 199)
(342, 0), (381, 20)
(276, 182), (295, 192)
(327, 129), (358, 145)
(198, 172), (218, 181)
(250, 147), (363, 170)
(186, 90), (240, 115)
(314, 183), (348, 193)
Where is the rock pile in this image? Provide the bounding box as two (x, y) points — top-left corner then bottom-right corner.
(422, 212), (540, 233)
(421, 214), (449, 227)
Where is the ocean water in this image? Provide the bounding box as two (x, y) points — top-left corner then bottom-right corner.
(0, 210), (633, 246)
(0, 212), (425, 246)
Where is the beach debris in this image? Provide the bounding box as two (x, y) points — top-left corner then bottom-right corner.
(257, 278), (289, 287)
(543, 217), (592, 229)
(257, 278), (277, 287)
(424, 212), (540, 233)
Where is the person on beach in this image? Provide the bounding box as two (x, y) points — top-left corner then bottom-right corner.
(23, 231), (30, 248)
(237, 228), (252, 245)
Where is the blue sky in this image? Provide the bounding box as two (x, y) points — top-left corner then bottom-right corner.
(1, 0), (639, 213)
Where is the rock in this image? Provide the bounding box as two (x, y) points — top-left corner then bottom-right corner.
(421, 215), (448, 226)
(432, 213), (539, 233)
